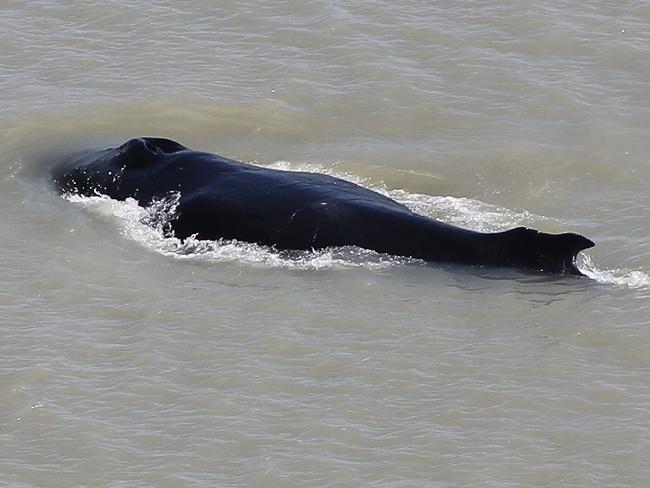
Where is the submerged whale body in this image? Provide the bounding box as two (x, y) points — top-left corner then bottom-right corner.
(52, 137), (594, 274)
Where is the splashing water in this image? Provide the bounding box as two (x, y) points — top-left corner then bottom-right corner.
(577, 254), (650, 289)
(65, 193), (420, 271)
(65, 163), (647, 286)
(267, 161), (548, 232)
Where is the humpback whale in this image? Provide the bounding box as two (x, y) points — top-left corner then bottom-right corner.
(52, 137), (594, 274)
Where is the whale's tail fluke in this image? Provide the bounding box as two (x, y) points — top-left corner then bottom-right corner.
(496, 227), (595, 275)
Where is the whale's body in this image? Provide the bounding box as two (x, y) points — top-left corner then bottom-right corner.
(53, 137), (594, 274)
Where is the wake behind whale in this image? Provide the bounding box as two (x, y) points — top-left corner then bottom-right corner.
(52, 137), (594, 275)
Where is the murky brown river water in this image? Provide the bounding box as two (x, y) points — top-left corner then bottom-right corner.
(2, 1), (649, 486)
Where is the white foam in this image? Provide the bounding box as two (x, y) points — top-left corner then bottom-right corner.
(577, 254), (650, 289)
(65, 192), (419, 270)
(266, 161), (546, 231)
(65, 164), (641, 283)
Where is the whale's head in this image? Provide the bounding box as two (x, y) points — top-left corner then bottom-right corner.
(52, 137), (188, 201)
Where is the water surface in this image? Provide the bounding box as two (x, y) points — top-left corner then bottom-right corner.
(2, 1), (649, 486)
